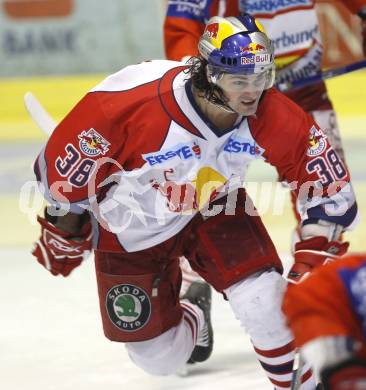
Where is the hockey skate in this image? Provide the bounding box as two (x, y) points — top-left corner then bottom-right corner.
(183, 281), (214, 364)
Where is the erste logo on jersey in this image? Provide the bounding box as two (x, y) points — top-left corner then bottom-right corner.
(143, 141), (201, 166)
(224, 136), (264, 156)
(78, 128), (110, 157)
(105, 284), (151, 332)
(307, 126), (327, 157)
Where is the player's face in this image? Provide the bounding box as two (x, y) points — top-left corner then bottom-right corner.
(216, 73), (267, 116)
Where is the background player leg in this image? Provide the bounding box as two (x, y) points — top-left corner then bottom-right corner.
(179, 256), (204, 296)
(182, 281), (213, 363)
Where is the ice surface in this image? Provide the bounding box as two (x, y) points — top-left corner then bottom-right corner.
(0, 248), (274, 390)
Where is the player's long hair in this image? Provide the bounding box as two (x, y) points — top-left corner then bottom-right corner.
(187, 56), (231, 110)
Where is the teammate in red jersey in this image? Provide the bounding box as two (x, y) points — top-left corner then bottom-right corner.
(283, 253), (366, 390)
(31, 15), (357, 389)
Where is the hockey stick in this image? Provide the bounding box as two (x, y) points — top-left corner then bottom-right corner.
(24, 91), (57, 135)
(278, 59), (366, 92)
(25, 57), (366, 128)
(290, 351), (304, 390)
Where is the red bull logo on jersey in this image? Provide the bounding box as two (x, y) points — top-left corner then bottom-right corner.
(307, 126), (327, 156)
(78, 128), (110, 157)
(143, 141), (201, 166)
(151, 167), (227, 213)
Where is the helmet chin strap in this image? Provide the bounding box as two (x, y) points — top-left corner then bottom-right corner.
(204, 78), (237, 114)
(204, 96), (237, 114)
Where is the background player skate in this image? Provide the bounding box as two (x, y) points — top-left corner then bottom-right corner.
(32, 14), (356, 389)
(283, 253), (366, 389)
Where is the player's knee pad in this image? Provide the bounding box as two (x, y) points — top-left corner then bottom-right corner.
(125, 319), (194, 376)
(224, 269), (292, 347)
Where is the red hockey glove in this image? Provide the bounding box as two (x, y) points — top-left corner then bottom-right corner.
(32, 215), (92, 277)
(287, 236), (349, 284)
(321, 358), (366, 390)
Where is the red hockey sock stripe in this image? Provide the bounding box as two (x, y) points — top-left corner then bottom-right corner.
(269, 368), (312, 388)
(181, 302), (199, 343)
(253, 341), (294, 358)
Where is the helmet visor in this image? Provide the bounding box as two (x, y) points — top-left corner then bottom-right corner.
(213, 72), (268, 92)
(207, 64), (275, 91)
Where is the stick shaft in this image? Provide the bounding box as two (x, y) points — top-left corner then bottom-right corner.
(24, 92), (57, 135)
(290, 351), (304, 390)
(278, 59), (366, 92)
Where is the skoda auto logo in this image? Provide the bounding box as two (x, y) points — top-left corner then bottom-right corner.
(105, 284), (151, 332)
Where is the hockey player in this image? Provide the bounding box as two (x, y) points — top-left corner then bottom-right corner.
(283, 253), (366, 389)
(31, 15), (356, 389)
(164, 0), (366, 329)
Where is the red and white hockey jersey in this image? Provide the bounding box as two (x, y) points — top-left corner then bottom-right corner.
(34, 60), (357, 252)
(164, 0), (365, 111)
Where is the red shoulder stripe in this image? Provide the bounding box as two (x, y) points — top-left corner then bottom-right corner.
(158, 67), (205, 139)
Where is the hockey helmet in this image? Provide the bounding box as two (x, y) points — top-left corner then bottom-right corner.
(199, 14), (275, 90)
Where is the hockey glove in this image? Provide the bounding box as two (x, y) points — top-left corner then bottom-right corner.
(321, 357), (366, 390)
(287, 236), (349, 284)
(32, 214), (92, 277)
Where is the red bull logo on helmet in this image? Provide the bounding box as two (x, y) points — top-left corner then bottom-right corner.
(204, 19), (235, 49)
(205, 22), (219, 39)
(240, 53), (271, 65)
(240, 43), (266, 54)
(78, 128), (110, 157)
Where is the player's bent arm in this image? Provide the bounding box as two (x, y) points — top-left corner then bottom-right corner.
(279, 113), (357, 282)
(259, 98), (357, 282)
(31, 92), (118, 276)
